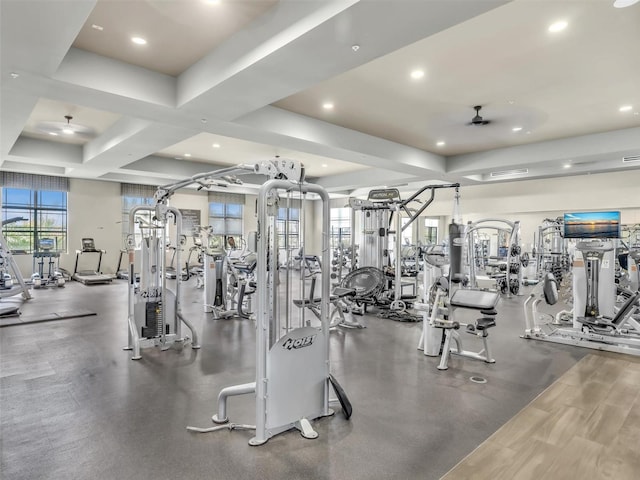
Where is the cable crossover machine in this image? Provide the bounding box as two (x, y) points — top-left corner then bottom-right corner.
(187, 159), (352, 445)
(347, 183), (460, 319)
(124, 160), (302, 359)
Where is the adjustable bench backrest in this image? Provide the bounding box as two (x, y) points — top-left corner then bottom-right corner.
(449, 288), (500, 311)
(611, 291), (640, 327)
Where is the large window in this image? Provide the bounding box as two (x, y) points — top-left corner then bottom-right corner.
(208, 192), (244, 248)
(423, 218), (439, 245)
(1, 174), (69, 254)
(401, 217), (413, 245)
(121, 184), (156, 249)
(276, 207), (299, 250)
(330, 207), (351, 249)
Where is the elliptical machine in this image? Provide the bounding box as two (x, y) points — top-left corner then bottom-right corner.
(31, 238), (65, 288)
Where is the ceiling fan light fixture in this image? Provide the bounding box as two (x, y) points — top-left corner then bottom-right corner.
(469, 105), (490, 126)
(63, 115), (74, 134)
(36, 114), (95, 139)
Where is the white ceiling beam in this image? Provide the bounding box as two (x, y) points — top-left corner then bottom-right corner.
(8, 136), (83, 167)
(179, 0), (509, 121)
(1, 160), (67, 177)
(76, 123), (200, 177)
(0, 89), (39, 161)
(236, 106), (445, 175)
(83, 117), (153, 164)
(447, 127), (640, 175)
(316, 167), (416, 193)
(178, 0), (359, 108)
(54, 48), (176, 108)
(0, 0), (96, 76)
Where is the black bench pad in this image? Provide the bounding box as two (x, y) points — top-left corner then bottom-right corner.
(449, 289), (500, 310)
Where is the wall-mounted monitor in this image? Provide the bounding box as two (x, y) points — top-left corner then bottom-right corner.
(563, 211), (621, 239)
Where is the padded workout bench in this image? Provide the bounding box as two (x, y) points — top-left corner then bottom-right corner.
(436, 288), (500, 370)
(293, 277), (365, 329)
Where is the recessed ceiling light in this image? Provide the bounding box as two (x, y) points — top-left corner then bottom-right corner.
(619, 105), (633, 112)
(9, 72), (19, 79)
(322, 164), (328, 168)
(614, 0), (640, 8)
(62, 128), (75, 135)
(49, 132), (58, 136)
(436, 141), (445, 147)
(212, 143), (220, 148)
(131, 36), (147, 45)
(91, 24), (104, 31)
(563, 164), (572, 169)
(548, 21), (568, 33)
(512, 126), (523, 132)
(184, 153), (191, 157)
(322, 102), (334, 110)
(410, 69), (425, 80)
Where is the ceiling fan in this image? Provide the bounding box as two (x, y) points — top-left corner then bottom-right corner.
(36, 115), (95, 138)
(468, 105), (491, 126)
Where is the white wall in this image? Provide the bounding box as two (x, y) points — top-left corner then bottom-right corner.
(421, 169), (639, 214)
(7, 169), (639, 278)
(63, 179), (121, 275)
(420, 170), (640, 248)
(339, 170), (640, 256)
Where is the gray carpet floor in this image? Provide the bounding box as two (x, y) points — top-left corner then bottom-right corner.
(0, 277), (587, 480)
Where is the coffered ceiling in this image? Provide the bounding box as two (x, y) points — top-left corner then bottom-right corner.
(1, 0), (639, 197)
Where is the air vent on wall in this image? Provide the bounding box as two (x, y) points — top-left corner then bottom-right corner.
(490, 168), (528, 178)
(622, 155), (640, 163)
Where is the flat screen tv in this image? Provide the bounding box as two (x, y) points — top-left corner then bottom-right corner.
(563, 211), (621, 239)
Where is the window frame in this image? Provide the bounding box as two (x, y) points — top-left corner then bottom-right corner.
(208, 200), (244, 249)
(330, 207), (351, 249)
(122, 195), (155, 250)
(276, 206), (300, 251)
(1, 187), (68, 254)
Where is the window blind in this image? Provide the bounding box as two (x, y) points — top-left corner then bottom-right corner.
(0, 172), (69, 192)
(208, 191), (245, 204)
(121, 183), (158, 198)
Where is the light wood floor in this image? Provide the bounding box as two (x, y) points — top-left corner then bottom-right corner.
(442, 352), (640, 480)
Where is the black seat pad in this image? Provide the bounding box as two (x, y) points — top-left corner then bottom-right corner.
(333, 287), (356, 298)
(476, 318), (496, 330)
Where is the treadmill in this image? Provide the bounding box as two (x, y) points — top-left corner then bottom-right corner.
(73, 238), (112, 285)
